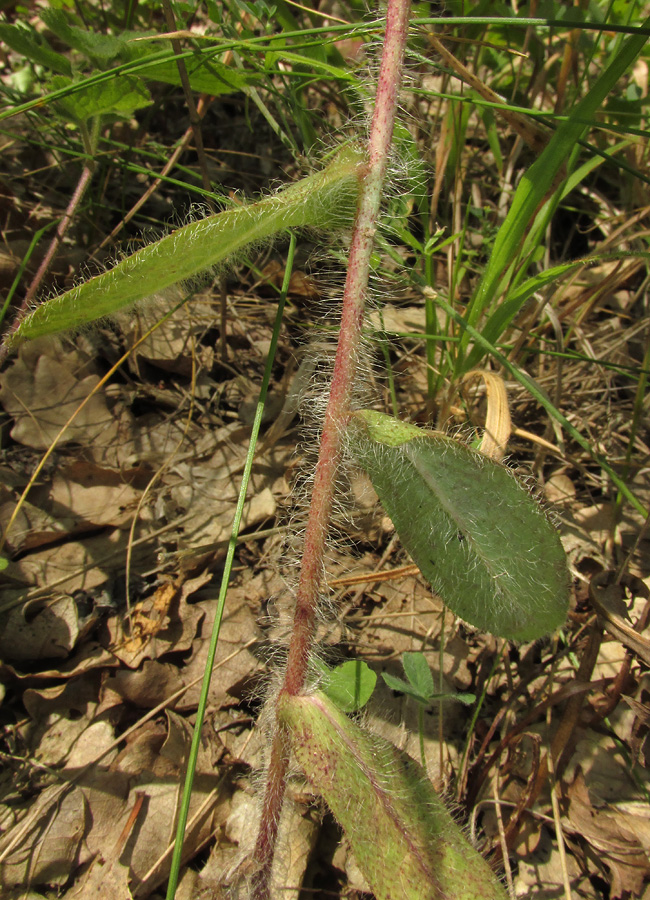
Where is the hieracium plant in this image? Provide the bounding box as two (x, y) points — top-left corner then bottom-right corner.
(14, 1), (649, 897)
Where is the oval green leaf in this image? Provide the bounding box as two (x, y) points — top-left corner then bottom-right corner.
(402, 651), (434, 699)
(279, 690), (508, 900)
(322, 659), (377, 713)
(351, 410), (570, 642)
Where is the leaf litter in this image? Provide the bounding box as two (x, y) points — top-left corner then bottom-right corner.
(1, 257), (650, 900)
(1, 19), (650, 900)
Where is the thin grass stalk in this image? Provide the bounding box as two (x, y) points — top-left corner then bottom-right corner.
(250, 3), (411, 897)
(164, 234), (297, 900)
(161, 0), (213, 199)
(426, 289), (648, 519)
(0, 221), (56, 333)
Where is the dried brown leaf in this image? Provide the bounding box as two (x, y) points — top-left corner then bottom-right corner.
(0, 351), (112, 450)
(108, 571), (209, 668)
(0, 596), (80, 662)
(567, 771), (650, 898)
(0, 785), (86, 890)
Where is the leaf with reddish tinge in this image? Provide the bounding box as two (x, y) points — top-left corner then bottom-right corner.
(280, 690), (508, 900)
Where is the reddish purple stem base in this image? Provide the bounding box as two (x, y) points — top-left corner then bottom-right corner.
(249, 2), (412, 898)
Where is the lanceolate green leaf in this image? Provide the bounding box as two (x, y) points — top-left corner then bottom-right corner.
(279, 690), (508, 900)
(5, 145), (364, 349)
(456, 14), (650, 375)
(351, 410), (570, 642)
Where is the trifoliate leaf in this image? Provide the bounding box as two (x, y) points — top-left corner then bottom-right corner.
(323, 659), (377, 712)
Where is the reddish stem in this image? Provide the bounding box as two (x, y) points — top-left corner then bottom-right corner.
(22, 162), (95, 314)
(249, 2), (411, 897)
(0, 162), (95, 368)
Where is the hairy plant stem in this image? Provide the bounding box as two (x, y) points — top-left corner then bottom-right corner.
(249, 2), (411, 897)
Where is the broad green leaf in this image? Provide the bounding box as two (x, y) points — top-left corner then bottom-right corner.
(279, 691), (508, 900)
(49, 74), (152, 125)
(402, 651), (434, 698)
(323, 659), (377, 712)
(119, 33), (259, 95)
(40, 7), (256, 98)
(130, 52), (258, 96)
(40, 8), (125, 64)
(0, 22), (72, 76)
(351, 410), (570, 642)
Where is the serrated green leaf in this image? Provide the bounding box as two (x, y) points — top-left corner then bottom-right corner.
(40, 8), (125, 64)
(323, 659), (377, 712)
(0, 22), (72, 76)
(38, 8), (251, 98)
(351, 410), (570, 642)
(49, 74), (152, 125)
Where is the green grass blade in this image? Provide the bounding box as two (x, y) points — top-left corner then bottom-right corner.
(165, 234), (296, 900)
(428, 289), (648, 519)
(474, 250), (650, 358)
(455, 15), (650, 375)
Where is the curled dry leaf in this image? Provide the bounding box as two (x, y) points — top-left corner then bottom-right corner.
(566, 770), (650, 899)
(460, 369), (512, 462)
(4, 527), (135, 593)
(590, 571), (650, 666)
(0, 596), (80, 662)
(108, 571), (210, 669)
